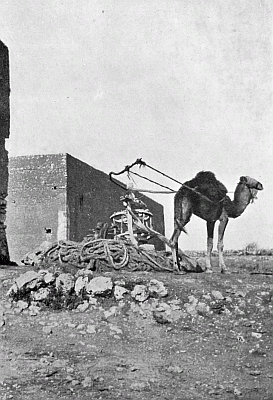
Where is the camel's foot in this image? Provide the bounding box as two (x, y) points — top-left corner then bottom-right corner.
(220, 263), (228, 274)
(173, 270), (187, 275)
(205, 268), (213, 274)
(220, 268), (230, 274)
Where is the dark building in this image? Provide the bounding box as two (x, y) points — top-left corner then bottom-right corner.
(6, 153), (165, 263)
(0, 40), (10, 263)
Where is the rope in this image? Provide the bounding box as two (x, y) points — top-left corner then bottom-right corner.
(39, 238), (176, 272)
(129, 171), (176, 192)
(129, 170), (220, 203)
(130, 188), (175, 194)
(109, 159), (223, 203)
(144, 162), (184, 185)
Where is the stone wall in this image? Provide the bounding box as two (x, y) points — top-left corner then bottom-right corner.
(0, 41), (10, 263)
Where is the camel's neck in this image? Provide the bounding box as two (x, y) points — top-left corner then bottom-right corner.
(232, 182), (252, 217)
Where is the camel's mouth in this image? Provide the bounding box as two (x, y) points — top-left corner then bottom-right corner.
(243, 176), (263, 191)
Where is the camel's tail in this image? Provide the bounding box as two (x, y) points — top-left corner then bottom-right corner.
(174, 189), (188, 234)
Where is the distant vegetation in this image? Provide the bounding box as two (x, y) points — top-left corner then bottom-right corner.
(242, 242), (273, 256)
(186, 243), (273, 257)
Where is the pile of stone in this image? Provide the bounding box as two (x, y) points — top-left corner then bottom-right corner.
(6, 269), (170, 316)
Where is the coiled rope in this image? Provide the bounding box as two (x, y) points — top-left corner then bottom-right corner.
(40, 238), (175, 272)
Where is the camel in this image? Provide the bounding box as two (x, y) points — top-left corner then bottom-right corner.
(169, 172), (263, 273)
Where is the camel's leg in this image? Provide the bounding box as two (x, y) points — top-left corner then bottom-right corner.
(169, 197), (192, 271)
(170, 226), (182, 271)
(205, 221), (215, 273)
(217, 212), (229, 273)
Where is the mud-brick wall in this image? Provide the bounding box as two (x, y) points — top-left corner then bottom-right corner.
(6, 153), (165, 262)
(66, 154), (165, 250)
(6, 154), (67, 262)
(0, 41), (10, 263)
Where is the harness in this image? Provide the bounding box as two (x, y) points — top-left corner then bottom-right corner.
(109, 158), (228, 204)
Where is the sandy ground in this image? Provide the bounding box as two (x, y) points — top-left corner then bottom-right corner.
(0, 255), (272, 400)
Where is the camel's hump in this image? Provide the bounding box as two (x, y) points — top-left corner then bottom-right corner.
(194, 171), (217, 182)
(184, 171), (228, 202)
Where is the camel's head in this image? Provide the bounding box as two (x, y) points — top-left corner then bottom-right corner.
(239, 176), (263, 190)
(239, 176), (263, 203)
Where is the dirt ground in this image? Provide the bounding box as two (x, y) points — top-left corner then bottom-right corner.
(0, 255), (272, 400)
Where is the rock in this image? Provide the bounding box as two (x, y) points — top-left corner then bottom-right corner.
(16, 300), (29, 311)
(55, 273), (75, 294)
(66, 323), (76, 328)
(44, 272), (55, 284)
(251, 332), (262, 339)
(114, 285), (128, 300)
(196, 302), (210, 316)
(104, 306), (118, 319)
(234, 306), (245, 315)
(51, 359), (67, 368)
(153, 311), (171, 324)
(114, 279), (126, 286)
(167, 365), (183, 373)
(74, 276), (88, 295)
(76, 301), (89, 312)
(82, 376), (93, 387)
(32, 287), (51, 301)
(131, 285), (149, 302)
(249, 370), (261, 376)
(235, 290), (247, 298)
(233, 388), (242, 396)
(86, 277), (113, 296)
(211, 290), (225, 300)
(28, 304), (40, 316)
(148, 279), (168, 298)
(184, 297), (198, 317)
(130, 381), (149, 391)
(6, 283), (19, 297)
(109, 324), (122, 334)
(86, 325), (96, 334)
(71, 380), (80, 386)
(15, 271), (39, 290)
(43, 326), (53, 334)
(156, 302), (170, 312)
(88, 297), (98, 305)
(188, 295), (198, 304)
(167, 309), (185, 322)
(75, 269), (93, 279)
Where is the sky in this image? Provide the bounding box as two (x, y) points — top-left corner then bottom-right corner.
(0, 0), (272, 250)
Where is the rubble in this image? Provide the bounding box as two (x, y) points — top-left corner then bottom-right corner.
(114, 285), (128, 300)
(148, 279), (168, 297)
(131, 285), (149, 302)
(55, 273), (75, 294)
(15, 270), (39, 290)
(74, 276), (88, 295)
(86, 277), (113, 296)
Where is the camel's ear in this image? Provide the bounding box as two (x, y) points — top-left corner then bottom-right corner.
(240, 176), (247, 183)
